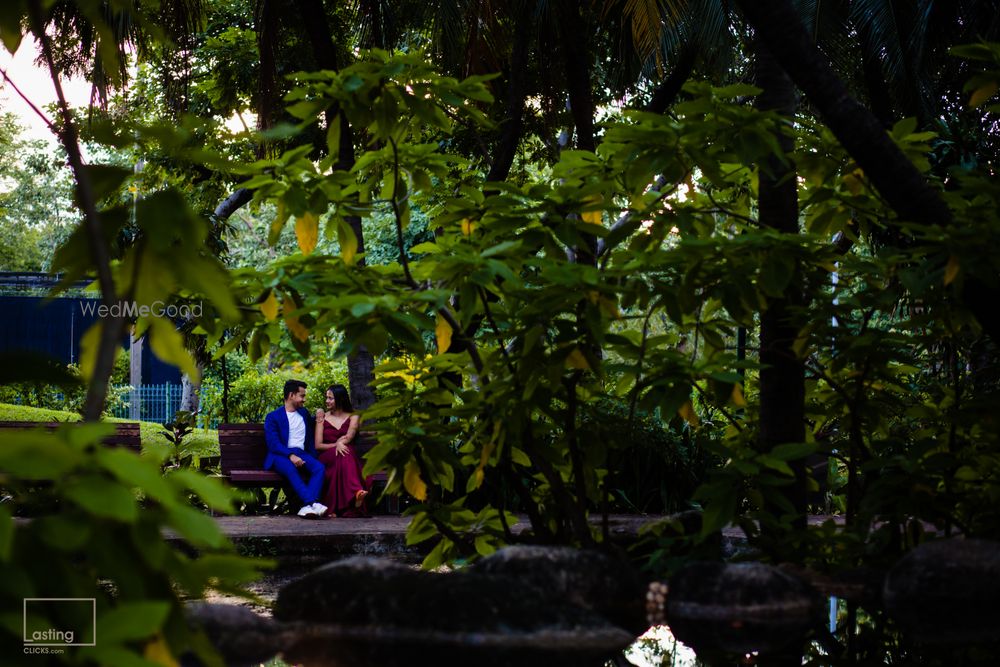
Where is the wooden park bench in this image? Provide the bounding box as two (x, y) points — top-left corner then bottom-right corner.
(218, 423), (396, 513)
(0, 421), (141, 451)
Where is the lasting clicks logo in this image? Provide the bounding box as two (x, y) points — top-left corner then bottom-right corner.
(23, 598), (96, 654)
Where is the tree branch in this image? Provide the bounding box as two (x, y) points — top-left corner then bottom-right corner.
(0, 66), (57, 134)
(28, 0), (123, 422)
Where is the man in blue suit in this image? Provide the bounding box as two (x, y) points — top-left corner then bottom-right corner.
(263, 379), (328, 518)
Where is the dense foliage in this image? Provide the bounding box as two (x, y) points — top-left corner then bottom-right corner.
(2, 0), (1000, 663)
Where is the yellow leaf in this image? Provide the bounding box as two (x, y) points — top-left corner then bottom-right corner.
(791, 324), (813, 359)
(260, 291), (279, 321)
(404, 459), (427, 501)
(269, 199), (288, 246)
(678, 400), (700, 427)
(338, 219), (358, 265)
(944, 255), (960, 286)
(566, 348), (590, 370)
(283, 299), (310, 342)
(599, 295), (621, 319)
(460, 218), (476, 236)
(78, 321), (102, 381)
(149, 318), (200, 380)
(582, 196), (603, 226)
(435, 313), (453, 353)
(144, 635), (179, 667)
(843, 169), (864, 195)
(473, 441), (495, 489)
(295, 212), (319, 255)
(731, 383), (747, 407)
(970, 82), (999, 109)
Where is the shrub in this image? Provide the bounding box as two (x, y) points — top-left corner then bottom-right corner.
(582, 399), (718, 514)
(0, 351), (130, 417)
(0, 423), (267, 663)
(201, 354), (350, 423)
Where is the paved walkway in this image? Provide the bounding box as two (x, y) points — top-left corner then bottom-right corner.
(188, 514), (770, 565)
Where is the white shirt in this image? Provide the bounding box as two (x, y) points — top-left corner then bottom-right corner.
(286, 410), (306, 450)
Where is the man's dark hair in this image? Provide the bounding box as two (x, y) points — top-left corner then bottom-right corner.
(283, 379), (307, 400)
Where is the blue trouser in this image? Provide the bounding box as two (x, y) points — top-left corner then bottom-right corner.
(269, 452), (325, 505)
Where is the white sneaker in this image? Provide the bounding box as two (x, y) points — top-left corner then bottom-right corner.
(297, 505), (317, 517)
(311, 502), (328, 516)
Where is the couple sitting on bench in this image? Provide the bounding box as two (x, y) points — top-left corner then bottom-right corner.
(264, 379), (370, 518)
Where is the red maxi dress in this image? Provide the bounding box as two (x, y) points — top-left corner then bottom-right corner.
(318, 417), (369, 517)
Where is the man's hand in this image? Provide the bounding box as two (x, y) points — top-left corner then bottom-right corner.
(290, 454), (304, 468)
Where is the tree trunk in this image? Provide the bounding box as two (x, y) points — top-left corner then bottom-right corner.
(646, 45), (698, 114)
(213, 188), (253, 222)
(129, 327), (143, 421)
(485, 0), (533, 183)
(735, 0), (1000, 344)
(296, 0), (377, 411)
(755, 45), (808, 527)
(735, 0), (948, 227)
(255, 0), (281, 146)
(556, 0), (598, 266)
(557, 0), (596, 153)
(180, 372), (200, 413)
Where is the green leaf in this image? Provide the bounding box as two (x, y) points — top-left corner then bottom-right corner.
(148, 317), (200, 380)
(97, 602), (171, 643)
(410, 241), (440, 254)
(891, 117), (918, 140)
(0, 505), (12, 561)
(64, 475), (139, 522)
(0, 432), (80, 479)
(769, 442), (816, 461)
(81, 165), (132, 202)
(760, 254), (794, 296)
(35, 515), (91, 552)
(0, 0), (25, 53)
(474, 535), (496, 556)
(168, 469), (234, 512)
(699, 485), (737, 538)
(98, 448), (177, 507)
(166, 505), (225, 548)
(326, 114), (342, 156)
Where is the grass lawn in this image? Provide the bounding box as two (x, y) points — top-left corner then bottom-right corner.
(0, 402), (219, 458)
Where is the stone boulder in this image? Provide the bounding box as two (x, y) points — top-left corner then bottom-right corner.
(274, 552), (638, 666)
(181, 602), (288, 667)
(469, 545), (648, 634)
(883, 538), (1000, 645)
(666, 561), (823, 655)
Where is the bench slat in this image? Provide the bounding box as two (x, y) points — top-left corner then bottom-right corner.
(0, 421), (140, 450)
(229, 470), (283, 484)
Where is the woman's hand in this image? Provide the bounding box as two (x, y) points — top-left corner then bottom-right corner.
(315, 408), (325, 420)
(334, 442), (349, 456)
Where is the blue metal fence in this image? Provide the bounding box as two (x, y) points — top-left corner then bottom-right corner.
(110, 383), (184, 424)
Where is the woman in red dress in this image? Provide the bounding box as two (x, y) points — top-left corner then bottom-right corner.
(314, 384), (369, 517)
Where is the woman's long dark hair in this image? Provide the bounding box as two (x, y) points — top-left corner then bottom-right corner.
(326, 384), (354, 413)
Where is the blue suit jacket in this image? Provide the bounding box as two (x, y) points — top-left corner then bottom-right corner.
(262, 406), (317, 470)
